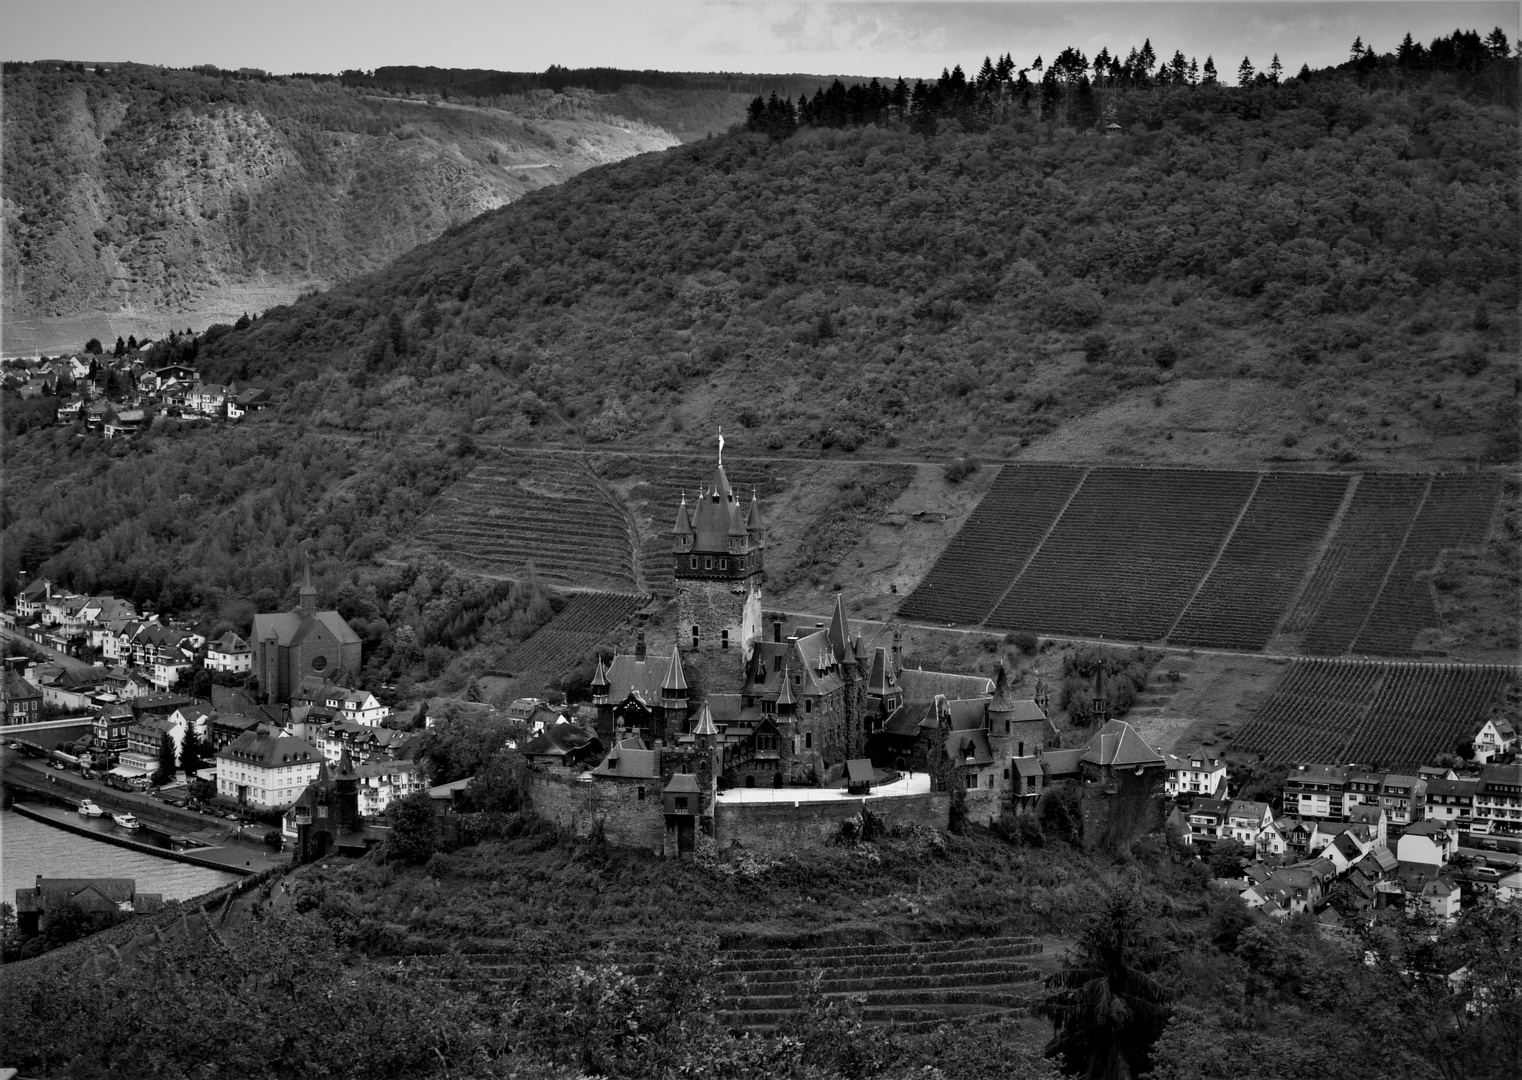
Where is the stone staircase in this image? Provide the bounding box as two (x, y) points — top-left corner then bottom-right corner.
(710, 936), (1046, 1031)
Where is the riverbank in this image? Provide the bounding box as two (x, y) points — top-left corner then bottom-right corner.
(9, 802), (265, 876)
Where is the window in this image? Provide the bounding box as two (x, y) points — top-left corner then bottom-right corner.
(966, 775), (977, 789)
(804, 699), (812, 714)
(691, 626), (699, 649)
(1017, 742), (1025, 757)
(675, 796), (688, 811)
(805, 732), (813, 750)
(637, 786), (645, 801)
(704, 557), (713, 570)
(721, 630), (729, 650)
(689, 556), (698, 569)
(1003, 767), (1010, 780)
(719, 558), (727, 570)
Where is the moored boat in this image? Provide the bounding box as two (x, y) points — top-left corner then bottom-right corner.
(112, 812), (141, 831)
(77, 799), (105, 817)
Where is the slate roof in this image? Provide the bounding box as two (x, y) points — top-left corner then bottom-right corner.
(1425, 778), (1478, 799)
(592, 735), (661, 780)
(216, 730), (322, 768)
(1078, 718), (1164, 769)
(520, 721), (601, 760)
(846, 759), (875, 785)
(881, 701), (936, 738)
(945, 698), (990, 732)
(944, 729), (994, 767)
(252, 609), (361, 649)
(1013, 756), (1044, 779)
(605, 652), (671, 704)
(1041, 748), (1085, 778)
(898, 669), (995, 701)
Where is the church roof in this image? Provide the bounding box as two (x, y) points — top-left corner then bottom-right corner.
(252, 609), (360, 648)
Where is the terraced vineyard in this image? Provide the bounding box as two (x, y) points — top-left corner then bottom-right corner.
(491, 591), (644, 685)
(898, 464), (1084, 625)
(1351, 473), (1502, 656)
(1232, 659), (1517, 768)
(987, 468), (1258, 641)
(1283, 474), (1430, 655)
(417, 451), (637, 589)
(1168, 473), (1351, 651)
(711, 936), (1046, 1031)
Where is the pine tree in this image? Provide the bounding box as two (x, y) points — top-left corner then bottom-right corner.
(1485, 27), (1510, 59)
(1397, 31), (1417, 68)
(1202, 56), (1218, 85)
(179, 726), (204, 775)
(1187, 58), (1199, 85)
(112, 336), (126, 357)
(1139, 38), (1157, 75)
(154, 731), (177, 785)
(1350, 36), (1365, 63)
(1269, 53), (1283, 83)
(1237, 56), (1256, 85)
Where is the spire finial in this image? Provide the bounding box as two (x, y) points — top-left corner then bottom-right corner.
(718, 426), (724, 467)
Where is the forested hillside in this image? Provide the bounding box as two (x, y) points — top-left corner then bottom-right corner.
(187, 47), (1517, 466)
(0, 62), (683, 349)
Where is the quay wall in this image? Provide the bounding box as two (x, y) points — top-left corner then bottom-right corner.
(9, 802), (258, 876)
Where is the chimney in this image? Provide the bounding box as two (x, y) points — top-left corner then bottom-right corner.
(636, 630), (647, 661)
(773, 619), (782, 643)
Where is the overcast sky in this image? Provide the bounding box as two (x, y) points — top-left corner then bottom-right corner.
(4, 1), (1515, 80)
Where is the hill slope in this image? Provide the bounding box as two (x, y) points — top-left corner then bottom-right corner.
(193, 72), (1518, 468)
(0, 63), (684, 352)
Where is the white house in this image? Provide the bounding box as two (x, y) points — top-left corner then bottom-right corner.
(215, 730), (324, 810)
(1163, 751), (1226, 799)
(352, 759), (426, 816)
(1474, 718), (1518, 764)
(1397, 820), (1457, 869)
(1226, 799), (1275, 850)
(206, 632), (253, 674)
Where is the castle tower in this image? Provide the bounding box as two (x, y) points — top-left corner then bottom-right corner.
(659, 645), (691, 742)
(827, 593), (865, 759)
(673, 434), (764, 678)
(589, 656), (613, 744)
(333, 747), (361, 835)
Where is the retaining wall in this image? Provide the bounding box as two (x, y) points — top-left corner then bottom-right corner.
(525, 771), (667, 852)
(713, 792), (950, 856)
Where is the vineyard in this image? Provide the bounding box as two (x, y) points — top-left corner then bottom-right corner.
(897, 464), (1084, 625)
(1168, 473), (1352, 651)
(1283, 474), (1430, 655)
(898, 465), (1504, 658)
(1350, 474), (1502, 656)
(1231, 659), (1517, 768)
(490, 591), (644, 688)
(986, 467), (1258, 641)
(416, 451), (638, 590)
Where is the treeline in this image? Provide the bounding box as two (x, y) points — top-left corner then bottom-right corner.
(746, 28), (1517, 137)
(318, 64), (833, 102)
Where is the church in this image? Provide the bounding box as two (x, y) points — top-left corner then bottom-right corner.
(251, 553), (362, 705)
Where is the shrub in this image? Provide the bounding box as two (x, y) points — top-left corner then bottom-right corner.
(944, 456), (978, 483)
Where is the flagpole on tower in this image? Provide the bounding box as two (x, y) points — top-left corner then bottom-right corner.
(718, 427), (724, 467)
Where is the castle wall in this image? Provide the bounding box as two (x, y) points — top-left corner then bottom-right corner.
(524, 771), (668, 853)
(1077, 772), (1167, 852)
(677, 579), (757, 684)
(713, 793), (951, 856)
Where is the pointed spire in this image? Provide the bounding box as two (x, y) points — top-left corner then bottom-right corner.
(746, 488), (765, 534)
(692, 702), (718, 736)
(663, 645), (688, 693)
(590, 655), (609, 689)
(335, 746), (356, 780)
(298, 543), (318, 615)
(776, 665), (796, 713)
(828, 592), (851, 661)
(672, 493), (693, 535)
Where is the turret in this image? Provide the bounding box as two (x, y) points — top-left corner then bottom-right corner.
(672, 494), (693, 553)
(661, 645), (689, 718)
(692, 702), (718, 750)
(590, 656), (610, 706)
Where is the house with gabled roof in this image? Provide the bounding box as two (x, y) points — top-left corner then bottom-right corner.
(1163, 750), (1226, 800)
(216, 729), (323, 810)
(520, 719), (604, 771)
(1473, 717), (1517, 764)
(1397, 819), (1456, 869)
(206, 631), (252, 674)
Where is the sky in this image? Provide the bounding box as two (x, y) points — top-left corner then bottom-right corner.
(3, 1), (1515, 81)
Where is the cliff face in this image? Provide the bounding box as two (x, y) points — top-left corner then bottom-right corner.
(2, 64), (681, 348)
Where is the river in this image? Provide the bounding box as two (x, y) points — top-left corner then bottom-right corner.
(1, 807), (239, 903)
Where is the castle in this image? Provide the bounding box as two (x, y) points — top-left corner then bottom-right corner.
(525, 443), (1166, 856)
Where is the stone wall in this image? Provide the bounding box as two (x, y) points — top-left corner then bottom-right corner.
(713, 792), (950, 856)
(1078, 773), (1167, 852)
(524, 771), (668, 853)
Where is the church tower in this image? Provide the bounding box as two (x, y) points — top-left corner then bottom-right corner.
(672, 433), (764, 678)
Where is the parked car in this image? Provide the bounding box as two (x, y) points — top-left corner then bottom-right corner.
(1478, 840), (1499, 851)
(48, 761), (66, 771)
(1472, 866), (1501, 881)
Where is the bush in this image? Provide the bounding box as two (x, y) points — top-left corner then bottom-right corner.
(944, 456), (978, 483)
